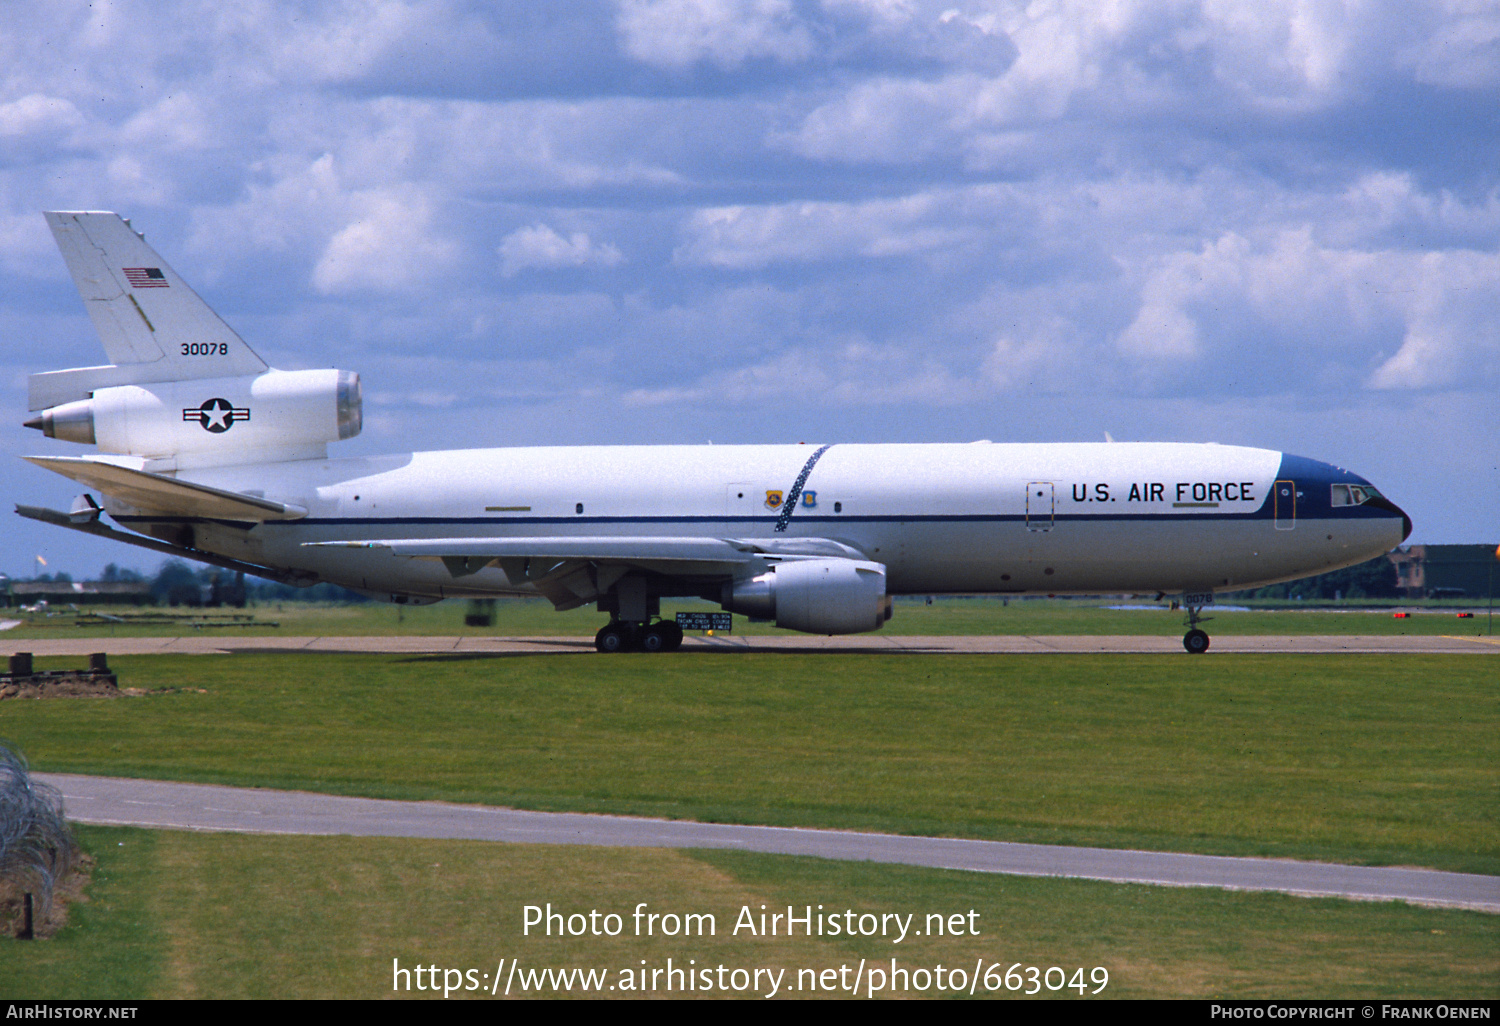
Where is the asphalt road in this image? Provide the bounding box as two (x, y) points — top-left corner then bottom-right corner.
(38, 773), (1500, 913)
(9, 633), (1499, 656)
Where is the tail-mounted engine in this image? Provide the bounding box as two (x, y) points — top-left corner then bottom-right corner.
(26, 368), (361, 465)
(721, 557), (893, 635)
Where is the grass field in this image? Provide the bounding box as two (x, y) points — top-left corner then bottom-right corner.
(3, 617), (1494, 999)
(2, 826), (1494, 1000)
(5, 651), (1495, 874)
(3, 594), (1496, 639)
(0, 350), (1485, 994)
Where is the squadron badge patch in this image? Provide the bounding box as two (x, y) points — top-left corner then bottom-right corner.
(764, 490), (784, 511)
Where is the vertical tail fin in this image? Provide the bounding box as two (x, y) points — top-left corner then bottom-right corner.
(34, 212), (267, 408)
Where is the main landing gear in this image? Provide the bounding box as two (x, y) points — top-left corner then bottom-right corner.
(594, 619), (685, 653)
(1182, 601), (1211, 654)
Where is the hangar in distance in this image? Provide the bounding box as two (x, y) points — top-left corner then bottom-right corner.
(19, 212), (1411, 652)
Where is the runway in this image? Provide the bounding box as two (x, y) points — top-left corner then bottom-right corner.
(9, 633), (1498, 657)
(38, 773), (1500, 913)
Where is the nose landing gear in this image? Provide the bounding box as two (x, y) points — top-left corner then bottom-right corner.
(1182, 600), (1212, 654)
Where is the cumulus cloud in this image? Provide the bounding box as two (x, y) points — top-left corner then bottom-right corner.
(315, 96), (688, 195)
(498, 223), (624, 275)
(257, 2), (633, 99)
(615, 0), (815, 69)
(1193, 0), (1365, 107)
(1399, 1), (1500, 89)
(312, 192), (459, 294)
(116, 93), (224, 152)
(622, 341), (986, 408)
(1367, 250), (1500, 389)
(0, 94), (83, 138)
(980, 322), (1083, 390)
(673, 191), (988, 268)
(1116, 228), (1500, 391)
(775, 0), (1465, 166)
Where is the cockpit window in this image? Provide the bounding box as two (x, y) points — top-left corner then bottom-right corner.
(1331, 484), (1380, 506)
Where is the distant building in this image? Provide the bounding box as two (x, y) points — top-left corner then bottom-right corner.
(1387, 545), (1500, 600)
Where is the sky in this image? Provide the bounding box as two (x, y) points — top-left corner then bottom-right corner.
(2, 0), (1497, 580)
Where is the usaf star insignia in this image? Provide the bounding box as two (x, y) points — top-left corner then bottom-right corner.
(183, 397), (250, 433)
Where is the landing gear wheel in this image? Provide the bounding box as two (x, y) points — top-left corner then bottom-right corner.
(640, 624), (667, 653)
(595, 624), (634, 653)
(1183, 629), (1210, 654)
(640, 622), (685, 653)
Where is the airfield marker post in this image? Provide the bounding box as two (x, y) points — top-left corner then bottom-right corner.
(1488, 544), (1496, 635)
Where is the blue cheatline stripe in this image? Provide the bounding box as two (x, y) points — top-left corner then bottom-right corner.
(114, 508), (1402, 529)
(774, 444), (832, 533)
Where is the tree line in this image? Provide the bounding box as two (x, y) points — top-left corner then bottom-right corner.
(1228, 555), (1400, 600)
(25, 561), (370, 607)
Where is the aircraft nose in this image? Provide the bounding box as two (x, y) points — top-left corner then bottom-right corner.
(1385, 498), (1412, 543)
(1285, 453), (1411, 544)
(1357, 491), (1411, 542)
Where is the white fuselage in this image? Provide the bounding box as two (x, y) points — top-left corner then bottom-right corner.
(121, 441), (1407, 602)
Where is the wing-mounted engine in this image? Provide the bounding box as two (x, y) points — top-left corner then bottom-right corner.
(27, 368), (361, 467)
(721, 558), (893, 635)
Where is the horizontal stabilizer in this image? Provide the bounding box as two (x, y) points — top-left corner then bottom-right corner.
(24, 456), (306, 522)
(15, 504), (316, 585)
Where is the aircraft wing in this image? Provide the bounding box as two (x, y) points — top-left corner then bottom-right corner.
(306, 535), (869, 610)
(23, 455), (307, 522)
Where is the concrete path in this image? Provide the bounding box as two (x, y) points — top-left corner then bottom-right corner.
(8, 633), (1498, 656)
(38, 773), (1500, 913)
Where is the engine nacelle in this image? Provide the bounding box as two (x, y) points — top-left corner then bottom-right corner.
(721, 558), (892, 635)
(28, 368), (361, 462)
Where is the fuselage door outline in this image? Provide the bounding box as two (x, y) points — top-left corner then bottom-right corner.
(1274, 479), (1296, 531)
(1026, 481), (1054, 533)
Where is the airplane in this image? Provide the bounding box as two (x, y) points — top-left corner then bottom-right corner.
(17, 211), (1412, 653)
